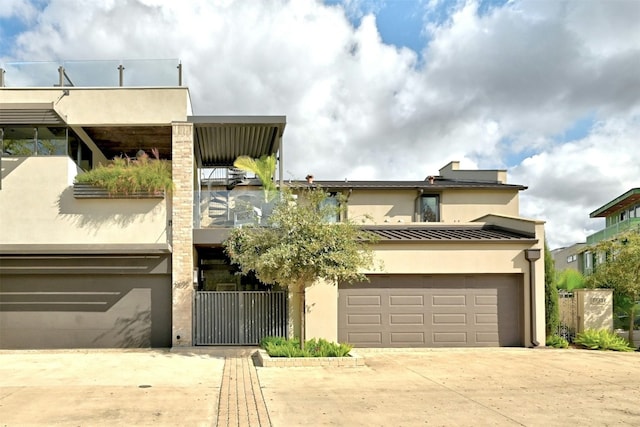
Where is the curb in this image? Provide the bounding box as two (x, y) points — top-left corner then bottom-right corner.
(254, 349), (365, 367)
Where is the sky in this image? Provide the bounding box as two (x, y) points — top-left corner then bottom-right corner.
(1, 0), (639, 249)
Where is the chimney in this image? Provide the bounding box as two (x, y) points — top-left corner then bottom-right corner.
(305, 174), (314, 184)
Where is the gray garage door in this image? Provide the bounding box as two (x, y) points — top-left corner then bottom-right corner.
(338, 274), (523, 347)
(0, 255), (171, 349)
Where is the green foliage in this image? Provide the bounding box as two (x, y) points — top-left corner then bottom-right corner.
(585, 230), (640, 347)
(233, 154), (277, 201)
(574, 329), (634, 351)
(225, 187), (377, 347)
(225, 188), (376, 291)
(545, 334), (569, 348)
(261, 336), (352, 358)
(544, 241), (560, 336)
(557, 269), (586, 291)
(75, 150), (172, 195)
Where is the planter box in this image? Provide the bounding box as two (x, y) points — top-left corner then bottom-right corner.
(73, 183), (165, 199)
(255, 349), (364, 367)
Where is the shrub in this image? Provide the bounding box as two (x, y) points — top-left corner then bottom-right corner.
(574, 329), (634, 351)
(546, 335), (569, 348)
(260, 336), (352, 358)
(75, 150), (172, 195)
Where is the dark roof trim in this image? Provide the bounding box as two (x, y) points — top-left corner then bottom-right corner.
(0, 243), (171, 255)
(288, 180), (526, 191)
(362, 225), (536, 242)
(0, 102), (66, 125)
(188, 115), (286, 128)
(590, 188), (640, 218)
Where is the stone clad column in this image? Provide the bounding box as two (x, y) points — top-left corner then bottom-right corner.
(171, 122), (194, 347)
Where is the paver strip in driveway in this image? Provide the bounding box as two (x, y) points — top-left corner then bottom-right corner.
(257, 348), (640, 426)
(216, 354), (271, 427)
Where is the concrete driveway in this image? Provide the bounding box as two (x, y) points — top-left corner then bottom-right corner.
(258, 348), (640, 426)
(0, 349), (224, 426)
(1, 348), (639, 426)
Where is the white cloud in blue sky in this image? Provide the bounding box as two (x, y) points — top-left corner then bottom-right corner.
(1, 0), (639, 249)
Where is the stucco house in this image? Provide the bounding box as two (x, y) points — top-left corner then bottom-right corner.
(0, 61), (545, 349)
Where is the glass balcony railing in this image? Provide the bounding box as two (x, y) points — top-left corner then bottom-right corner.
(194, 190), (279, 228)
(0, 59), (183, 87)
(586, 217), (640, 245)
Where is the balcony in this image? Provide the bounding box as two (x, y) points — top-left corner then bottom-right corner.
(194, 189), (278, 229)
(586, 217), (640, 245)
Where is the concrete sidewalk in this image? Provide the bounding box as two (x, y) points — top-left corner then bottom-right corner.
(1, 348), (639, 426)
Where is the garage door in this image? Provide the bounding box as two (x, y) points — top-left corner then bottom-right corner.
(338, 274), (523, 347)
(0, 255), (171, 349)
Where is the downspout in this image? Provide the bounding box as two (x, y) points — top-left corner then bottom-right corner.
(278, 135), (284, 190)
(525, 249), (541, 347)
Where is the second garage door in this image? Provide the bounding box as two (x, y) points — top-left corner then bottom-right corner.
(338, 274), (523, 347)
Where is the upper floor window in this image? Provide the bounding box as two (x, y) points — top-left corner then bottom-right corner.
(567, 254), (577, 263)
(1, 126), (92, 170)
(421, 195), (440, 222)
(321, 192), (341, 223)
(1, 126), (67, 156)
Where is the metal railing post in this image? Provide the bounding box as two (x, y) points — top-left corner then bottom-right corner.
(118, 64), (125, 86)
(177, 62), (183, 86)
(58, 66), (64, 87)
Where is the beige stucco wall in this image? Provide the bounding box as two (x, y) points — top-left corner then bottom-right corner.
(441, 190), (519, 222)
(345, 189), (520, 224)
(346, 190), (416, 223)
(439, 161), (507, 183)
(0, 156), (168, 245)
(1, 88), (191, 125)
(305, 279), (338, 342)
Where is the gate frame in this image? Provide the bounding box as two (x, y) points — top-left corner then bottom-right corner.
(194, 290), (288, 345)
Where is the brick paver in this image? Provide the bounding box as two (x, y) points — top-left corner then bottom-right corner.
(216, 355), (271, 427)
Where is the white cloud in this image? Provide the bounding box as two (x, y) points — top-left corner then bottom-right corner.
(2, 0), (639, 248)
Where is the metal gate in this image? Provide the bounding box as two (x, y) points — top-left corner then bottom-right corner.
(194, 291), (288, 345)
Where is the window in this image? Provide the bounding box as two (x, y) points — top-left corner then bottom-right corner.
(321, 192), (341, 223)
(567, 254), (577, 263)
(1, 126), (91, 170)
(421, 195), (440, 222)
(620, 210), (627, 222)
(584, 251), (592, 270)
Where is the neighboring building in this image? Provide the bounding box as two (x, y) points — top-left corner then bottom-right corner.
(0, 61), (546, 349)
(583, 188), (640, 274)
(551, 243), (586, 273)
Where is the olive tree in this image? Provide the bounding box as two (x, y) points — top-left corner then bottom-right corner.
(585, 230), (640, 347)
(224, 187), (376, 347)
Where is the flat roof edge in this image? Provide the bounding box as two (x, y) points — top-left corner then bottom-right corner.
(188, 115), (286, 125)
